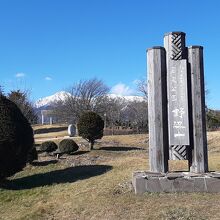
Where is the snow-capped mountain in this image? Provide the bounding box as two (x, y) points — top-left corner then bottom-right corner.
(35, 91), (71, 108)
(34, 91), (145, 109)
(108, 94), (145, 102)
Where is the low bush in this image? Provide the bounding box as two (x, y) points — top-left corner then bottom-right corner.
(59, 139), (79, 154)
(40, 141), (58, 153)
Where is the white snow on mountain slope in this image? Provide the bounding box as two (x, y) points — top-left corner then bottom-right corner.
(108, 94), (145, 102)
(34, 91), (71, 108)
(35, 91), (146, 108)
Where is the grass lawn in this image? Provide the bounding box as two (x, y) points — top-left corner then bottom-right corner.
(1, 129), (220, 220)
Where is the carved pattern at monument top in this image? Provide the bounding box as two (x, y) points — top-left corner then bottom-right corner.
(171, 33), (185, 60)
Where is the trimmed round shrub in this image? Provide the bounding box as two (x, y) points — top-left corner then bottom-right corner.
(40, 141), (58, 153)
(27, 147), (38, 163)
(78, 111), (104, 150)
(0, 95), (34, 179)
(59, 139), (79, 154)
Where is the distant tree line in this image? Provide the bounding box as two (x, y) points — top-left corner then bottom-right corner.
(1, 77), (219, 133)
(206, 108), (220, 130)
(53, 78), (148, 134)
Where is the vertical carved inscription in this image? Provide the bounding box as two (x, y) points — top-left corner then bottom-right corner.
(164, 32), (189, 160)
(168, 59), (190, 146)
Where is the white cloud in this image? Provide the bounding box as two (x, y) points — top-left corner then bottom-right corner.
(45, 76), (52, 81)
(15, 72), (25, 78)
(111, 83), (134, 96)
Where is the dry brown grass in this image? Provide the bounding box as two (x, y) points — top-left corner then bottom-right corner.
(1, 128), (220, 220)
(33, 124), (68, 141)
(32, 124), (68, 130)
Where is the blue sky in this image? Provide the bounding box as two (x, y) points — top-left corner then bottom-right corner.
(0, 0), (220, 109)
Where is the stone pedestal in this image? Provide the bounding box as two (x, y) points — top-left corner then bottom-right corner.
(132, 171), (220, 194)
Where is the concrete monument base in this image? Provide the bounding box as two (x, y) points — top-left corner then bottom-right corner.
(132, 171), (220, 194)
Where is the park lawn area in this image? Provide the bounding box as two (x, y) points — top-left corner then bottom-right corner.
(1, 131), (220, 219)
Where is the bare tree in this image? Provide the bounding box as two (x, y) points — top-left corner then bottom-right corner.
(136, 78), (148, 99)
(121, 100), (148, 133)
(54, 78), (109, 123)
(103, 96), (126, 134)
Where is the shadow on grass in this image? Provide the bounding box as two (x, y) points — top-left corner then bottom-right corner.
(34, 127), (67, 134)
(2, 165), (112, 190)
(70, 151), (90, 156)
(31, 160), (58, 166)
(97, 146), (144, 151)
